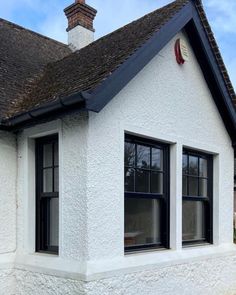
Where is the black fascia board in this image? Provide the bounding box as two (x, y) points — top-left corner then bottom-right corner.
(0, 2), (194, 131)
(1, 0), (235, 143)
(185, 19), (236, 143)
(85, 1), (236, 143)
(86, 2), (193, 112)
(190, 9), (236, 136)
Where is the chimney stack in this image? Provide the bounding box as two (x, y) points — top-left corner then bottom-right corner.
(64, 0), (97, 51)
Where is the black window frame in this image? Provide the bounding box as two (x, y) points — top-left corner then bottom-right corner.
(124, 134), (170, 253)
(182, 149), (213, 246)
(36, 134), (59, 254)
(234, 157), (236, 192)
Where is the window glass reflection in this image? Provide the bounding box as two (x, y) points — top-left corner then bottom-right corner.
(137, 145), (150, 169)
(125, 198), (161, 247)
(189, 156), (198, 176)
(125, 142), (135, 167)
(43, 144), (53, 168)
(152, 148), (163, 170)
(135, 169), (149, 193)
(182, 201), (205, 241)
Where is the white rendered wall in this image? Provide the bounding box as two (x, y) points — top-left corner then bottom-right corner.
(0, 131), (17, 254)
(0, 131), (17, 295)
(84, 30), (235, 291)
(68, 26), (94, 51)
(12, 30), (236, 294)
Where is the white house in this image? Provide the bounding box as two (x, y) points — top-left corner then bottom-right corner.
(0, 0), (236, 294)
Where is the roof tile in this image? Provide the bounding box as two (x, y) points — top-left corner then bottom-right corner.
(5, 0), (188, 118)
(0, 19), (71, 118)
(1, 0), (235, 119)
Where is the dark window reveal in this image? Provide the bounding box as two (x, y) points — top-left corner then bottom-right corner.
(234, 158), (236, 191)
(124, 135), (169, 252)
(182, 150), (213, 246)
(36, 135), (59, 254)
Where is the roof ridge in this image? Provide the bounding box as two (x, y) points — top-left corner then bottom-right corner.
(6, 0), (190, 119)
(52, 0), (189, 65)
(193, 1), (236, 103)
(3, 0), (235, 133)
(0, 18), (69, 49)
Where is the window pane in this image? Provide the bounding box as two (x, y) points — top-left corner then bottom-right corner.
(125, 142), (135, 167)
(54, 142), (59, 166)
(189, 156), (198, 176)
(199, 158), (207, 177)
(49, 198), (59, 247)
(199, 178), (207, 197)
(151, 172), (163, 194)
(43, 168), (53, 193)
(182, 154), (188, 175)
(137, 145), (150, 169)
(135, 169), (149, 193)
(54, 167), (59, 192)
(182, 201), (205, 241)
(43, 144), (53, 168)
(125, 168), (134, 192)
(152, 148), (163, 170)
(125, 198), (161, 247)
(189, 177), (198, 196)
(182, 176), (188, 196)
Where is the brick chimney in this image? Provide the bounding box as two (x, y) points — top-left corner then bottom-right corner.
(64, 0), (97, 51)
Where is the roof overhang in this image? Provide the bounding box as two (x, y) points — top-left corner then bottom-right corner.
(2, 1), (236, 147)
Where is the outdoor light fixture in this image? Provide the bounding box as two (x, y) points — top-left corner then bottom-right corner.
(175, 38), (189, 65)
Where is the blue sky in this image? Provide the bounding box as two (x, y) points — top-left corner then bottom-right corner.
(0, 0), (235, 88)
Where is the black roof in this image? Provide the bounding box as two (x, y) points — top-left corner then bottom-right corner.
(0, 18), (70, 118)
(0, 0), (235, 143)
(5, 0), (188, 118)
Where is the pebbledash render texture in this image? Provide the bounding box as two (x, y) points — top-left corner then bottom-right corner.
(0, 0), (236, 295)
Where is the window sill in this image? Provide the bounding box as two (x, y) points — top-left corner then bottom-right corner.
(13, 244), (236, 281)
(81, 243), (236, 281)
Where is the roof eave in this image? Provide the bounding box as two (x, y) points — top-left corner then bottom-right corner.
(86, 1), (236, 144)
(0, 91), (89, 131)
(1, 0), (235, 146)
(0, 2), (194, 131)
(86, 2), (194, 112)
